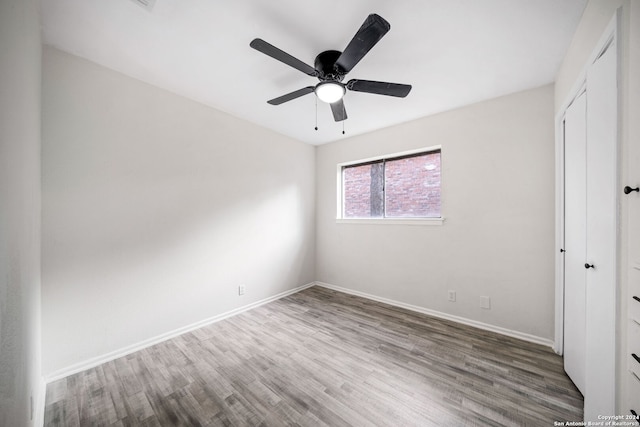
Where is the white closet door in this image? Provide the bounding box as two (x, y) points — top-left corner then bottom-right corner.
(563, 91), (587, 395)
(584, 41), (617, 421)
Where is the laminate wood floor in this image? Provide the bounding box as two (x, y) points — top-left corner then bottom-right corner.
(44, 286), (583, 426)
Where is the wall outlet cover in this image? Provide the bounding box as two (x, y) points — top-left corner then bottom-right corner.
(481, 296), (491, 309)
(448, 290), (456, 302)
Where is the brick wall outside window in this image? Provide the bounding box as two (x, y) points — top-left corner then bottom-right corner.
(342, 150), (441, 219)
(385, 152), (441, 218)
(343, 163), (377, 218)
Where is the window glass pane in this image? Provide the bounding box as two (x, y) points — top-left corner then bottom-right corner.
(384, 151), (441, 218)
(343, 161), (384, 218)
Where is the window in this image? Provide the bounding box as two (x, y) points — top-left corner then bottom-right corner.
(339, 148), (442, 221)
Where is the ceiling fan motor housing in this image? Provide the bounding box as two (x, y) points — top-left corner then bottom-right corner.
(314, 50), (345, 82)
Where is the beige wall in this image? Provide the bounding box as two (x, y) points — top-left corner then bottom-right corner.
(0, 0), (43, 425)
(41, 47), (316, 377)
(316, 85), (556, 342)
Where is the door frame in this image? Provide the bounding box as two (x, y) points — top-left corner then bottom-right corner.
(554, 9), (621, 356)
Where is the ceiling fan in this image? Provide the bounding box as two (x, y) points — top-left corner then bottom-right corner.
(250, 13), (412, 122)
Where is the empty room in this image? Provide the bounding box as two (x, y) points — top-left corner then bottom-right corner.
(2, 0), (640, 425)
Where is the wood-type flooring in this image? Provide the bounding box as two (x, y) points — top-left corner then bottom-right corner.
(44, 286), (583, 426)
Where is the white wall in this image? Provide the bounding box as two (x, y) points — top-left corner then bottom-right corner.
(0, 0), (43, 425)
(316, 85), (556, 342)
(41, 47), (316, 377)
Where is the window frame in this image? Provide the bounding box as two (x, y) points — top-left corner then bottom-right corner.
(336, 146), (444, 225)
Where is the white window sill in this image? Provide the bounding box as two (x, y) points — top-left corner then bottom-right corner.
(336, 218), (444, 226)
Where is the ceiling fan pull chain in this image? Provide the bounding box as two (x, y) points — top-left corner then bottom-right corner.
(342, 104), (346, 134)
(315, 96), (318, 131)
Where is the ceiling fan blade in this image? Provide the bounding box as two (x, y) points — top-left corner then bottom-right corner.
(330, 99), (348, 122)
(335, 14), (390, 74)
(250, 38), (318, 77)
(267, 86), (315, 105)
(347, 79), (412, 97)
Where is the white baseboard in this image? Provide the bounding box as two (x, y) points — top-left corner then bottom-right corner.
(314, 282), (554, 349)
(44, 282), (316, 383)
(44, 280), (553, 386)
(34, 375), (46, 427)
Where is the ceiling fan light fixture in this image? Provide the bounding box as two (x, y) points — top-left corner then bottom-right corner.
(315, 82), (345, 104)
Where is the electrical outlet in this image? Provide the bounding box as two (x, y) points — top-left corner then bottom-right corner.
(448, 290), (456, 302)
(238, 285), (245, 296)
(481, 296), (491, 309)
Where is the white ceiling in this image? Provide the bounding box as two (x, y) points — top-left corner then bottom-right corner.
(41, 0), (587, 145)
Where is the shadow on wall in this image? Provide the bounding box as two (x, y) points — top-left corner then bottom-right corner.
(43, 163), (313, 301)
(40, 46), (316, 375)
(42, 166), (313, 374)
(44, 175), (310, 288)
